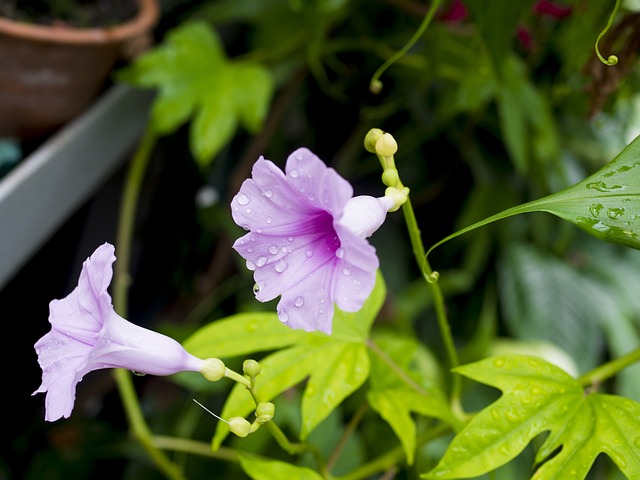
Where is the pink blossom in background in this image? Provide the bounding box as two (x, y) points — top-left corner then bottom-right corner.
(33, 243), (205, 422)
(533, 0), (572, 19)
(231, 148), (393, 334)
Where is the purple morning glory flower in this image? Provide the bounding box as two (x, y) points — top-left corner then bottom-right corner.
(231, 148), (393, 334)
(33, 243), (206, 422)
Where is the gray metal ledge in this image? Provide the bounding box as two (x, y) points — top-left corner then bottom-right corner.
(0, 84), (154, 290)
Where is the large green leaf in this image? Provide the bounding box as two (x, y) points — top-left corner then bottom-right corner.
(117, 21), (273, 167)
(428, 135), (640, 254)
(238, 455), (324, 480)
(423, 355), (640, 479)
(209, 272), (387, 448)
(183, 312), (305, 359)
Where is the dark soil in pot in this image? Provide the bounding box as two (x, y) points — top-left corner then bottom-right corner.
(0, 0), (138, 28)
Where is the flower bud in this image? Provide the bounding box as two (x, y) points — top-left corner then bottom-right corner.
(384, 186), (409, 212)
(228, 417), (252, 437)
(200, 358), (226, 382)
(255, 402), (275, 423)
(375, 132), (398, 157)
(250, 420), (262, 433)
(381, 168), (400, 188)
(364, 128), (384, 153)
(242, 359), (262, 378)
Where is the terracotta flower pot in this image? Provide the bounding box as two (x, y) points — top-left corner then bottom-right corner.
(0, 0), (159, 139)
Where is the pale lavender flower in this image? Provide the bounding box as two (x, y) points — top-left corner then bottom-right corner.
(33, 243), (205, 422)
(231, 148), (393, 334)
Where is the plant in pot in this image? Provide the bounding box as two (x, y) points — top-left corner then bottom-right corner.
(0, 0), (160, 139)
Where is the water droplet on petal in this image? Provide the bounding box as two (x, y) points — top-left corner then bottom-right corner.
(279, 311), (289, 322)
(246, 260), (256, 271)
(256, 256), (267, 267)
(281, 247), (288, 253)
(335, 248), (345, 258)
(237, 193), (250, 205)
(290, 169), (299, 178)
(269, 245), (278, 255)
(247, 247), (254, 252)
(288, 236), (294, 242)
(256, 228), (263, 233)
(342, 267), (351, 276)
(274, 259), (288, 273)
(305, 249), (314, 258)
(294, 296), (304, 307)
(266, 216), (273, 224)
(253, 283), (261, 294)
(262, 189), (273, 198)
(245, 208), (251, 214)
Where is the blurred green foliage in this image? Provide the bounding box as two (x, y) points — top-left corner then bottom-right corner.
(23, 0), (640, 478)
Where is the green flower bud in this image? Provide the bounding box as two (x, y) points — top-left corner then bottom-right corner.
(255, 402), (275, 423)
(228, 417), (251, 437)
(242, 359), (262, 378)
(200, 358), (226, 382)
(381, 168), (400, 188)
(250, 420), (262, 433)
(375, 132), (398, 157)
(364, 128), (384, 153)
(384, 186), (409, 212)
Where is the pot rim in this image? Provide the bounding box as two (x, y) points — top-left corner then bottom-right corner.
(0, 0), (159, 45)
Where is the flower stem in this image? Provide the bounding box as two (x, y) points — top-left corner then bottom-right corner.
(577, 346), (640, 388)
(401, 197), (463, 418)
(594, 0), (621, 66)
(152, 436), (240, 462)
(369, 0), (443, 93)
(113, 126), (157, 314)
(111, 127), (184, 480)
(326, 402), (369, 472)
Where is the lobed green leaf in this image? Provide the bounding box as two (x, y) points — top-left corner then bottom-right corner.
(117, 21), (274, 167)
(209, 272), (387, 449)
(183, 312), (305, 359)
(423, 355), (640, 480)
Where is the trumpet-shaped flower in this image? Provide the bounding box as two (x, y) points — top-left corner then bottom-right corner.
(33, 243), (206, 422)
(231, 148), (394, 334)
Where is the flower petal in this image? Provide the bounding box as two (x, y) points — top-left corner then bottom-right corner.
(285, 148), (353, 215)
(337, 195), (394, 238)
(93, 313), (204, 375)
(332, 224), (379, 312)
(33, 242), (206, 422)
(231, 157), (312, 235)
(51, 243), (116, 343)
(276, 259), (336, 334)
